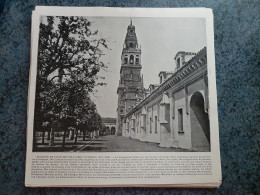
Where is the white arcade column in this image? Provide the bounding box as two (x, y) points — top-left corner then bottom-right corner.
(130, 115), (136, 139)
(159, 93), (174, 147)
(140, 107), (147, 142)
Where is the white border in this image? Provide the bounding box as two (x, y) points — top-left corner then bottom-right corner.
(25, 7), (221, 187)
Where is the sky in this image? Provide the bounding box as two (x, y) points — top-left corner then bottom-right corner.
(85, 17), (206, 118)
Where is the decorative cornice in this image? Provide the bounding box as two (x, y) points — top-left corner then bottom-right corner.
(125, 47), (207, 119)
(122, 48), (141, 52)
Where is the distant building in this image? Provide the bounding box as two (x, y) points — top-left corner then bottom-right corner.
(101, 117), (116, 135)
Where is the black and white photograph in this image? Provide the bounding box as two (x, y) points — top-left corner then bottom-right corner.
(32, 15), (210, 152)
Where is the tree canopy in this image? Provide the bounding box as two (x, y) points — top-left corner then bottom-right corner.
(33, 16), (107, 146)
(38, 16), (108, 87)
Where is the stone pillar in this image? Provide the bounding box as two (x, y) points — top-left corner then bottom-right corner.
(130, 115), (136, 139)
(125, 119), (130, 137)
(159, 93), (174, 147)
(122, 122), (126, 136)
(130, 119), (135, 139)
(185, 85), (189, 115)
(204, 73), (209, 113)
(140, 114), (147, 141)
(140, 107), (147, 141)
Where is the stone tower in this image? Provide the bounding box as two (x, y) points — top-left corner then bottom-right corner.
(116, 20), (144, 135)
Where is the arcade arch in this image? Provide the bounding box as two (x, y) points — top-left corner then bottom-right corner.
(190, 92), (210, 150)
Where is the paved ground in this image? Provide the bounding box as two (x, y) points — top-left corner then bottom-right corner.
(33, 135), (93, 152)
(76, 135), (190, 152)
(33, 135), (191, 152)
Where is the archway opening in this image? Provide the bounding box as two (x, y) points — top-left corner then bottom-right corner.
(190, 92), (210, 151)
(130, 55), (134, 64)
(124, 57), (128, 64)
(105, 126), (110, 135)
(111, 126), (116, 135)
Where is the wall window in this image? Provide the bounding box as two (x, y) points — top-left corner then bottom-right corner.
(177, 57), (181, 69)
(136, 58), (139, 64)
(150, 117), (152, 133)
(178, 108), (183, 132)
(129, 43), (134, 48)
(155, 116), (157, 134)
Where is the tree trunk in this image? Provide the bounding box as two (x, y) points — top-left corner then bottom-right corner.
(47, 130), (51, 140)
(74, 130), (78, 144)
(62, 130), (66, 148)
(42, 131), (45, 144)
(49, 128), (55, 146)
(83, 130), (86, 141)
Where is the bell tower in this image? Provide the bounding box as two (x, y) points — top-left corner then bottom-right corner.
(116, 20), (144, 136)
